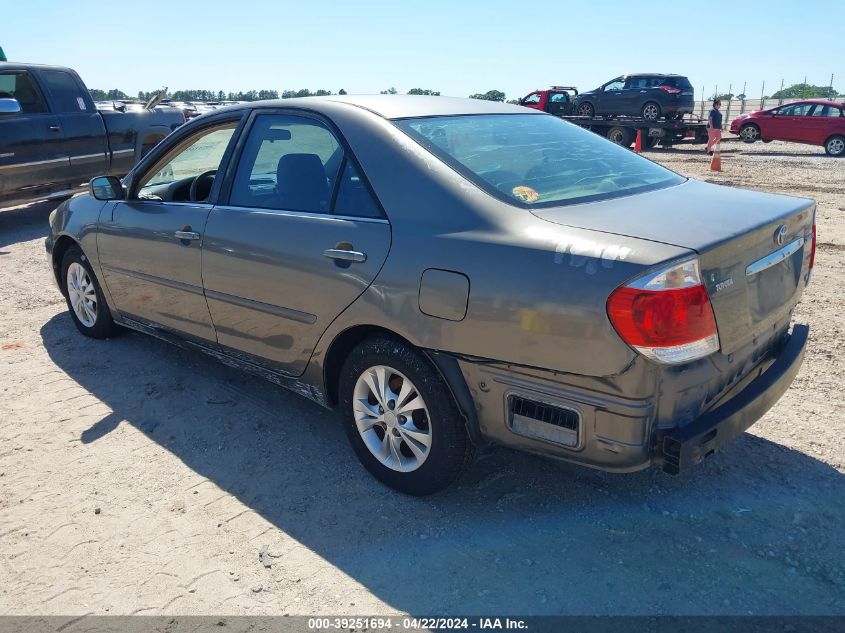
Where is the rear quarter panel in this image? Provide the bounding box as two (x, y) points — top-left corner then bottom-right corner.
(300, 103), (693, 381)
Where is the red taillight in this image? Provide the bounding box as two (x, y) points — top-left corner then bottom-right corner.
(809, 223), (816, 270)
(658, 86), (682, 94)
(607, 259), (720, 364)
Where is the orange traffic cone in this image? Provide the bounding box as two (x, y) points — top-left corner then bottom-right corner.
(709, 142), (721, 171)
(634, 129), (643, 153)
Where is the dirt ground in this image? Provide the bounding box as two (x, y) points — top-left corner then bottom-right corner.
(1, 140), (843, 617)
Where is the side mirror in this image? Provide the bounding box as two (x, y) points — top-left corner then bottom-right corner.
(0, 97), (22, 116)
(89, 176), (124, 201)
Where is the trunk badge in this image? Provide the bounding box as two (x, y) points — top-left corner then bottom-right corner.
(775, 225), (787, 246)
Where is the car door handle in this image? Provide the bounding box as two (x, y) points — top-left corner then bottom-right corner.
(48, 125), (61, 132)
(323, 248), (367, 263)
(175, 230), (201, 240)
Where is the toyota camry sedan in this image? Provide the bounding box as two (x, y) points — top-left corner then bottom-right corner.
(46, 96), (814, 495)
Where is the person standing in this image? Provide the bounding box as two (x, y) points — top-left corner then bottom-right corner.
(706, 99), (723, 154)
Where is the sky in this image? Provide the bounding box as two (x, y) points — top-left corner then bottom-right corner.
(3, 0), (843, 100)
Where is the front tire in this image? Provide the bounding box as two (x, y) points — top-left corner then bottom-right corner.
(739, 123), (761, 143)
(825, 135), (845, 157)
(61, 246), (118, 339)
(338, 337), (473, 495)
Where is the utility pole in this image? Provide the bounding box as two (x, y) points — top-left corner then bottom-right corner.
(830, 73), (835, 99)
(760, 80), (766, 109)
(778, 79), (784, 105)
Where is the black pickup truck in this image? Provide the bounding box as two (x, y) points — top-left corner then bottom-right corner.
(0, 63), (184, 208)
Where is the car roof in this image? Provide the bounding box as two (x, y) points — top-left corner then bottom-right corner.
(228, 95), (539, 120)
(788, 99), (843, 106)
(624, 73), (685, 78)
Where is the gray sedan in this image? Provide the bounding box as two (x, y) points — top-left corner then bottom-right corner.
(46, 96), (813, 494)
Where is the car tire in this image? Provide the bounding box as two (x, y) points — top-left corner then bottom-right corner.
(338, 336), (474, 495)
(739, 123), (761, 143)
(641, 102), (661, 121)
(825, 135), (845, 157)
(577, 102), (595, 118)
(607, 126), (633, 146)
(61, 246), (119, 339)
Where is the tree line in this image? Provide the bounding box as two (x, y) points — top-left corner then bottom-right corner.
(88, 87), (512, 103)
(709, 83), (840, 102)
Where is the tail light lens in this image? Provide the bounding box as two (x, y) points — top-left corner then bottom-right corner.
(607, 259), (720, 364)
(658, 86), (682, 94)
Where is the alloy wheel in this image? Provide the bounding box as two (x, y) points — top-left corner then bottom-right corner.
(67, 262), (97, 328)
(740, 125), (759, 142)
(642, 103), (659, 120)
(827, 137), (845, 156)
(352, 365), (432, 473)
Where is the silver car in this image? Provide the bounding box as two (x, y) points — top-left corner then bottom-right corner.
(46, 96), (813, 495)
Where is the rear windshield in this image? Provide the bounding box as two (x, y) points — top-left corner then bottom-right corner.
(394, 114), (684, 207)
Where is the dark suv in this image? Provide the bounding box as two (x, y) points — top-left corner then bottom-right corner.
(574, 74), (695, 121)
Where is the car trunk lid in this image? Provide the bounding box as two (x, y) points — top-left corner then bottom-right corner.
(531, 179), (815, 354)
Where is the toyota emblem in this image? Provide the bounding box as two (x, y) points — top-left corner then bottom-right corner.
(774, 225), (787, 246)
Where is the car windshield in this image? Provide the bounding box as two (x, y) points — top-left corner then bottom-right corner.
(394, 114), (684, 207)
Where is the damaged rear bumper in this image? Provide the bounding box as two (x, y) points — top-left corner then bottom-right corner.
(660, 323), (809, 474)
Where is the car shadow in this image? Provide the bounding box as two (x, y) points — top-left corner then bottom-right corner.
(0, 199), (61, 251)
(39, 314), (845, 615)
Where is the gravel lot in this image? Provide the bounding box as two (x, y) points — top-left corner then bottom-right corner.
(1, 140), (843, 616)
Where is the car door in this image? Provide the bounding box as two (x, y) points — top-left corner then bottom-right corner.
(621, 76), (649, 114)
(768, 103), (811, 142)
(97, 117), (242, 341)
(0, 70), (69, 200)
(596, 78), (625, 115)
(804, 104), (841, 144)
(37, 68), (108, 184)
(202, 111), (391, 376)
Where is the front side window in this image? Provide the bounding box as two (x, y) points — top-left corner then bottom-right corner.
(40, 70), (91, 113)
(0, 72), (48, 114)
(137, 123), (237, 198)
(603, 79), (625, 91)
(779, 103), (812, 116)
(395, 114), (684, 207)
(522, 93), (541, 105)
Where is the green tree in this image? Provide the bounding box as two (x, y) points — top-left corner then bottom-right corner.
(710, 92), (734, 101)
(407, 88), (440, 96)
(380, 87), (398, 94)
(469, 90), (505, 102)
(339, 88), (347, 95)
(771, 83), (840, 99)
(88, 89), (108, 101)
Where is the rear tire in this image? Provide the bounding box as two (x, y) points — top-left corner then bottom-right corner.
(825, 135), (845, 157)
(739, 123), (761, 143)
(641, 101), (661, 121)
(577, 101), (595, 118)
(338, 337), (473, 495)
(61, 246), (119, 339)
(607, 126), (633, 146)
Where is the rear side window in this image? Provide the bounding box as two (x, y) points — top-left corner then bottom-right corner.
(812, 105), (842, 117)
(0, 72), (48, 114)
(333, 160), (382, 218)
(40, 70), (91, 113)
(229, 113), (382, 218)
(395, 114), (684, 208)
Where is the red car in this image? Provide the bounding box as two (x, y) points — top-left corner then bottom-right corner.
(730, 99), (845, 156)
